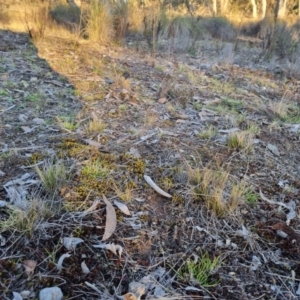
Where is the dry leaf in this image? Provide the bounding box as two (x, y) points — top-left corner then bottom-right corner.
(144, 175), (172, 198)
(93, 242), (123, 257)
(18, 114), (28, 122)
(57, 253), (71, 271)
(158, 97), (167, 104)
(114, 200), (131, 215)
(0, 234), (6, 246)
(21, 126), (34, 133)
(128, 147), (140, 158)
(23, 260), (37, 276)
(81, 261), (90, 274)
(12, 292), (23, 300)
(218, 128), (239, 133)
(81, 198), (101, 216)
(102, 195), (117, 241)
(62, 237), (84, 251)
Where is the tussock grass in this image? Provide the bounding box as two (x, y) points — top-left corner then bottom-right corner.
(35, 161), (69, 194)
(25, 5), (52, 40)
(198, 125), (217, 139)
(84, 117), (106, 135)
(56, 115), (78, 131)
(113, 183), (133, 202)
(84, 0), (113, 43)
(187, 165), (246, 216)
(227, 131), (253, 151)
(0, 198), (50, 236)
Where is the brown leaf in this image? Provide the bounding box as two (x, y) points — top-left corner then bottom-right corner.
(272, 222), (300, 244)
(158, 97), (167, 104)
(102, 195), (117, 241)
(23, 260), (37, 276)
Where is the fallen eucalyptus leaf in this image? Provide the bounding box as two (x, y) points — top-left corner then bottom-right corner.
(185, 286), (202, 291)
(93, 243), (123, 257)
(128, 147), (140, 158)
(114, 200), (131, 215)
(102, 195), (117, 241)
(12, 292), (23, 300)
(81, 261), (90, 274)
(22, 260), (37, 276)
(81, 198), (101, 216)
(18, 114), (28, 122)
(0, 234), (6, 246)
(62, 237), (84, 251)
(144, 175), (172, 198)
(57, 253), (71, 271)
(218, 127), (239, 133)
(21, 126), (34, 133)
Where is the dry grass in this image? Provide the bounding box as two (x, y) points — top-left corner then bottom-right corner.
(187, 164), (246, 216)
(84, 0), (113, 43)
(35, 161), (69, 194)
(0, 197), (50, 237)
(84, 116), (106, 135)
(226, 131), (253, 151)
(113, 183), (133, 202)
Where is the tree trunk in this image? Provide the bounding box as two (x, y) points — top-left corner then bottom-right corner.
(262, 0), (267, 18)
(212, 0), (217, 15)
(277, 0), (287, 18)
(221, 0), (228, 14)
(250, 0), (258, 18)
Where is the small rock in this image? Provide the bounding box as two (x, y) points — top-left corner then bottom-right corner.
(104, 77), (114, 84)
(33, 118), (45, 125)
(39, 287), (63, 300)
(267, 143), (280, 156)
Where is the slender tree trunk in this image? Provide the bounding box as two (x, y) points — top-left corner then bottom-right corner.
(277, 0), (287, 18)
(262, 0), (267, 18)
(221, 0), (228, 14)
(250, 0), (258, 18)
(212, 0), (217, 15)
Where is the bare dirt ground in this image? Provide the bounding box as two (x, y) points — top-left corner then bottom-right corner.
(1, 7), (300, 300)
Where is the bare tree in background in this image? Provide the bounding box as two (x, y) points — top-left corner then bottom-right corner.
(262, 0), (267, 18)
(277, 0), (287, 18)
(250, 0), (258, 18)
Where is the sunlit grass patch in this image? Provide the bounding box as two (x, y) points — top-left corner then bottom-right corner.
(113, 183), (133, 202)
(187, 165), (246, 216)
(227, 131), (253, 151)
(198, 125), (217, 139)
(81, 159), (110, 179)
(84, 0), (113, 43)
(35, 161), (69, 194)
(0, 199), (50, 237)
(56, 115), (78, 131)
(84, 117), (106, 135)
